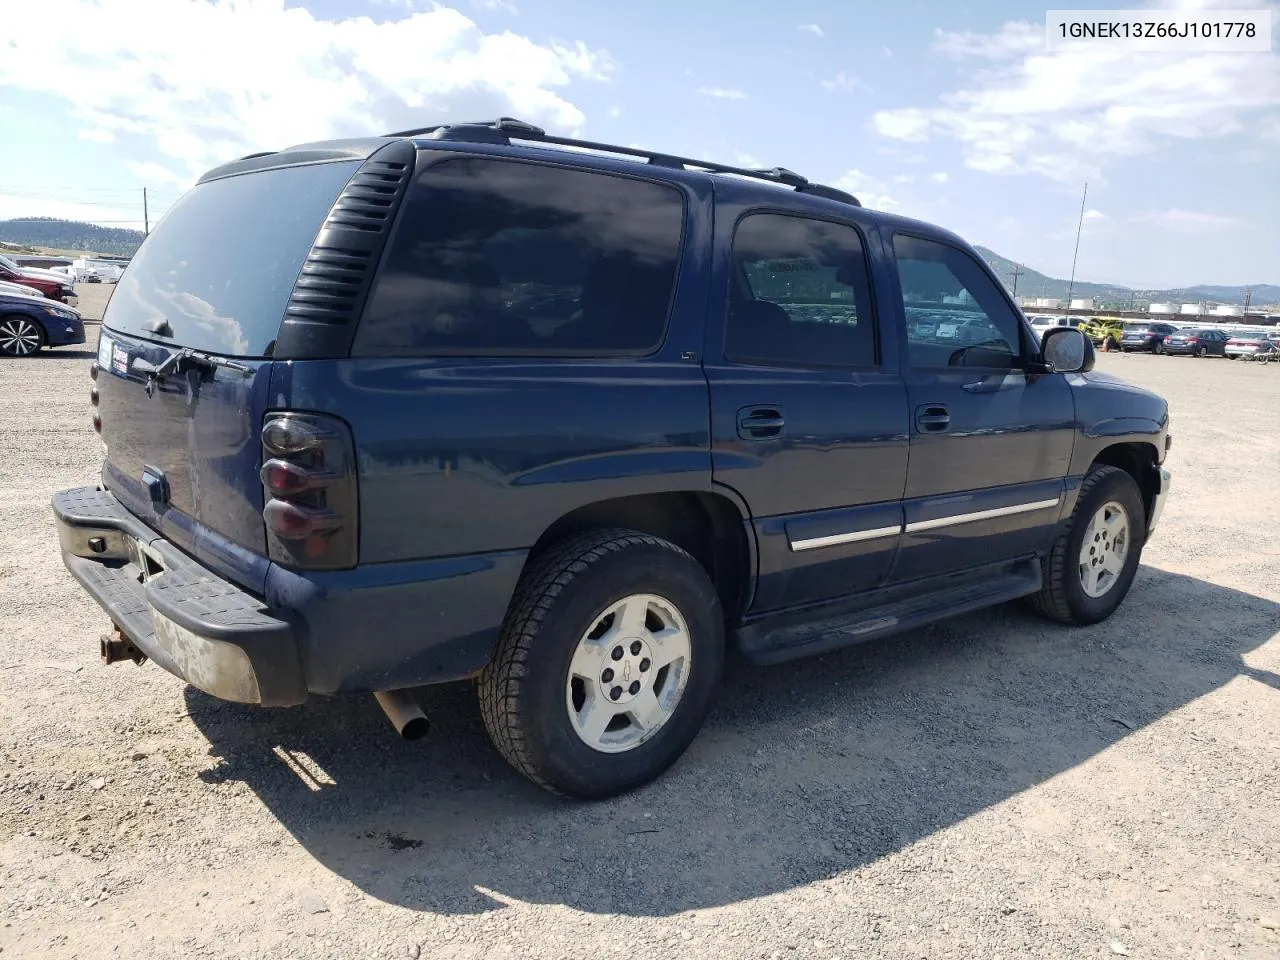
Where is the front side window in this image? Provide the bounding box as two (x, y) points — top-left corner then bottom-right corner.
(893, 234), (1025, 369)
(354, 157), (686, 356)
(724, 213), (876, 368)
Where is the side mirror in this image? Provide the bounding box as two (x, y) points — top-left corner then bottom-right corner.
(1041, 326), (1094, 373)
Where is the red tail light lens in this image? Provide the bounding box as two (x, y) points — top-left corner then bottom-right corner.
(260, 413), (357, 570)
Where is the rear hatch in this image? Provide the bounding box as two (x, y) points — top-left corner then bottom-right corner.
(94, 158), (361, 593)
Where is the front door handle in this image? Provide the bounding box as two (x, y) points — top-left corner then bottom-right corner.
(737, 406), (786, 440)
(915, 404), (950, 433)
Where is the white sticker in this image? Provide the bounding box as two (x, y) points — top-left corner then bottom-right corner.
(97, 334), (113, 371)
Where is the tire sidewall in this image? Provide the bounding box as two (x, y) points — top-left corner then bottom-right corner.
(514, 540), (724, 797)
(1060, 471), (1146, 623)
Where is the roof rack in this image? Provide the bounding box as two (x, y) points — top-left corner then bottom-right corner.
(381, 117), (861, 207)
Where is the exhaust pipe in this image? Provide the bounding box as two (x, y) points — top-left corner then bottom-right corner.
(101, 627), (146, 666)
(374, 690), (430, 741)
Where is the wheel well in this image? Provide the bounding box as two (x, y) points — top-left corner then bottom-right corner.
(1091, 443), (1159, 523)
(530, 492), (752, 622)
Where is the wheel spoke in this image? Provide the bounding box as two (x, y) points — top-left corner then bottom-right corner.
(1079, 562), (1099, 595)
(627, 688), (665, 732)
(576, 694), (616, 745)
(647, 624), (689, 670)
(569, 639), (605, 682)
(613, 595), (651, 638)
(1102, 546), (1125, 576)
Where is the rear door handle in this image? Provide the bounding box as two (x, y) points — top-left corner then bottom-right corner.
(737, 406), (786, 440)
(915, 404), (950, 433)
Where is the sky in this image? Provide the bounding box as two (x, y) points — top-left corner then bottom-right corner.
(1, 0), (1277, 290)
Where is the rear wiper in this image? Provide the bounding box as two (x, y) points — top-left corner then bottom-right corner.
(134, 348), (252, 397)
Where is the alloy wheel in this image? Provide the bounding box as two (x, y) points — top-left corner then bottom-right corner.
(1078, 500), (1130, 599)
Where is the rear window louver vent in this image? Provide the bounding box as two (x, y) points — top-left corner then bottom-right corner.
(280, 152), (413, 343)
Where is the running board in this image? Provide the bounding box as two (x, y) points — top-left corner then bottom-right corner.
(735, 560), (1042, 665)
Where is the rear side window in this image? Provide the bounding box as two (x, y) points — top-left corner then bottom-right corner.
(725, 213), (876, 368)
(893, 234), (1025, 369)
(102, 160), (360, 357)
(353, 157), (686, 357)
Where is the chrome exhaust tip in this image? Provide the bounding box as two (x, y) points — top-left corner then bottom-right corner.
(374, 690), (430, 741)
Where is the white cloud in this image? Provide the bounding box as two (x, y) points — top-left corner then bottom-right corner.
(832, 169), (899, 213)
(798, 23), (824, 38)
(892, 173), (915, 184)
(606, 105), (622, 119)
(697, 86), (748, 100)
(1083, 208), (1106, 221)
(821, 71), (864, 94)
(872, 10), (1280, 183)
(929, 171), (949, 184)
(124, 160), (188, 187)
(0, 0), (611, 179)
(77, 128), (116, 144)
(471, 0), (517, 10)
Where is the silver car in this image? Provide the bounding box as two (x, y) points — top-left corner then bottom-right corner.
(1225, 330), (1277, 361)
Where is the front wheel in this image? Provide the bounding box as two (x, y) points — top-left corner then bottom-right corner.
(479, 529), (724, 799)
(1028, 466), (1146, 626)
(0, 315), (45, 357)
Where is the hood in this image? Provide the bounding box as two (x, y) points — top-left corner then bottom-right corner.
(17, 266), (74, 285)
(0, 292), (80, 315)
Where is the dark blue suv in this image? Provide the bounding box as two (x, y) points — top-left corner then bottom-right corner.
(53, 118), (1172, 798)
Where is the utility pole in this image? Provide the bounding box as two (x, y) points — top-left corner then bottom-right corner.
(1243, 286), (1252, 311)
(1065, 181), (1088, 318)
(1010, 262), (1024, 298)
(143, 188), (150, 236)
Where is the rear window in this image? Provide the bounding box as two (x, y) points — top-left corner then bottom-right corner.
(353, 156), (685, 357)
(102, 160), (359, 357)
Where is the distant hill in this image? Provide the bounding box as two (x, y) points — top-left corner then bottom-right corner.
(975, 246), (1279, 308)
(0, 218), (146, 257)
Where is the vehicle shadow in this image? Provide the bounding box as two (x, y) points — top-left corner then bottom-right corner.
(187, 566), (1278, 917)
(39, 348), (99, 361)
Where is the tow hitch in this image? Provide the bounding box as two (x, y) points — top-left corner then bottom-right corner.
(101, 625), (147, 666)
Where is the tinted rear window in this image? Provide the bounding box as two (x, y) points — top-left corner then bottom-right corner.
(353, 156), (685, 357)
(102, 160), (359, 357)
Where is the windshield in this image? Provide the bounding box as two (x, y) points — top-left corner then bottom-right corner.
(101, 159), (359, 357)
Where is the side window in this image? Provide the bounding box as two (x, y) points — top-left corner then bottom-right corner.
(892, 234), (1026, 369)
(354, 157), (685, 356)
(725, 213), (876, 368)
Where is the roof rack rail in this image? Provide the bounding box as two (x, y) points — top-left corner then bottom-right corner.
(381, 117), (861, 207)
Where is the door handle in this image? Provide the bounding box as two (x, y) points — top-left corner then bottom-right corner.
(737, 406), (786, 440)
(915, 404), (950, 433)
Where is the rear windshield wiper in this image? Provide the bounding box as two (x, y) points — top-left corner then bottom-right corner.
(133, 348), (252, 393)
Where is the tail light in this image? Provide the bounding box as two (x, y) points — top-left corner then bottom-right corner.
(260, 413), (358, 570)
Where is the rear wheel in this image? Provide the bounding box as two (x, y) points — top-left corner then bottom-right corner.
(479, 529), (724, 799)
(1195, 345), (1207, 358)
(1028, 466), (1146, 626)
(0, 315), (45, 357)
(1153, 340), (1164, 355)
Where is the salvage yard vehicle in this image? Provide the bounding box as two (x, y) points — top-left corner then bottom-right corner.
(0, 290), (85, 356)
(1120, 321), (1179, 354)
(1081, 316), (1123, 351)
(1225, 330), (1276, 362)
(52, 118), (1173, 799)
(1164, 327), (1230, 358)
(0, 254), (78, 306)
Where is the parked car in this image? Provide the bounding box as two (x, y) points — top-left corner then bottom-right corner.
(1225, 330), (1277, 361)
(52, 118), (1173, 799)
(1163, 327), (1230, 357)
(0, 291), (86, 356)
(1119, 321), (1178, 354)
(14, 256), (77, 274)
(0, 278), (46, 299)
(0, 254), (78, 306)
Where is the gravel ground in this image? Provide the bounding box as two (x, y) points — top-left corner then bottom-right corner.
(1, 284), (1277, 959)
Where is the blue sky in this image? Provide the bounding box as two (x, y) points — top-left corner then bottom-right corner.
(1, 0), (1277, 290)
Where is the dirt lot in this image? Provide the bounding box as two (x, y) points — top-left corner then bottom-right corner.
(1, 284), (1277, 959)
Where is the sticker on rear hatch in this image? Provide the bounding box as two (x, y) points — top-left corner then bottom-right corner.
(111, 342), (129, 376)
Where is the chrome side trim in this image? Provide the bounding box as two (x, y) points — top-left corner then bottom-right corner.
(905, 497), (1061, 534)
(789, 525), (901, 553)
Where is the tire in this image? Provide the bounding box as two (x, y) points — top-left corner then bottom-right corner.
(1027, 466), (1146, 626)
(1195, 345), (1207, 358)
(1153, 340), (1164, 355)
(479, 528), (725, 799)
(0, 314), (45, 357)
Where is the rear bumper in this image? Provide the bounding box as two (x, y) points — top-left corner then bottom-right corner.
(53, 486), (527, 704)
(53, 487), (307, 706)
